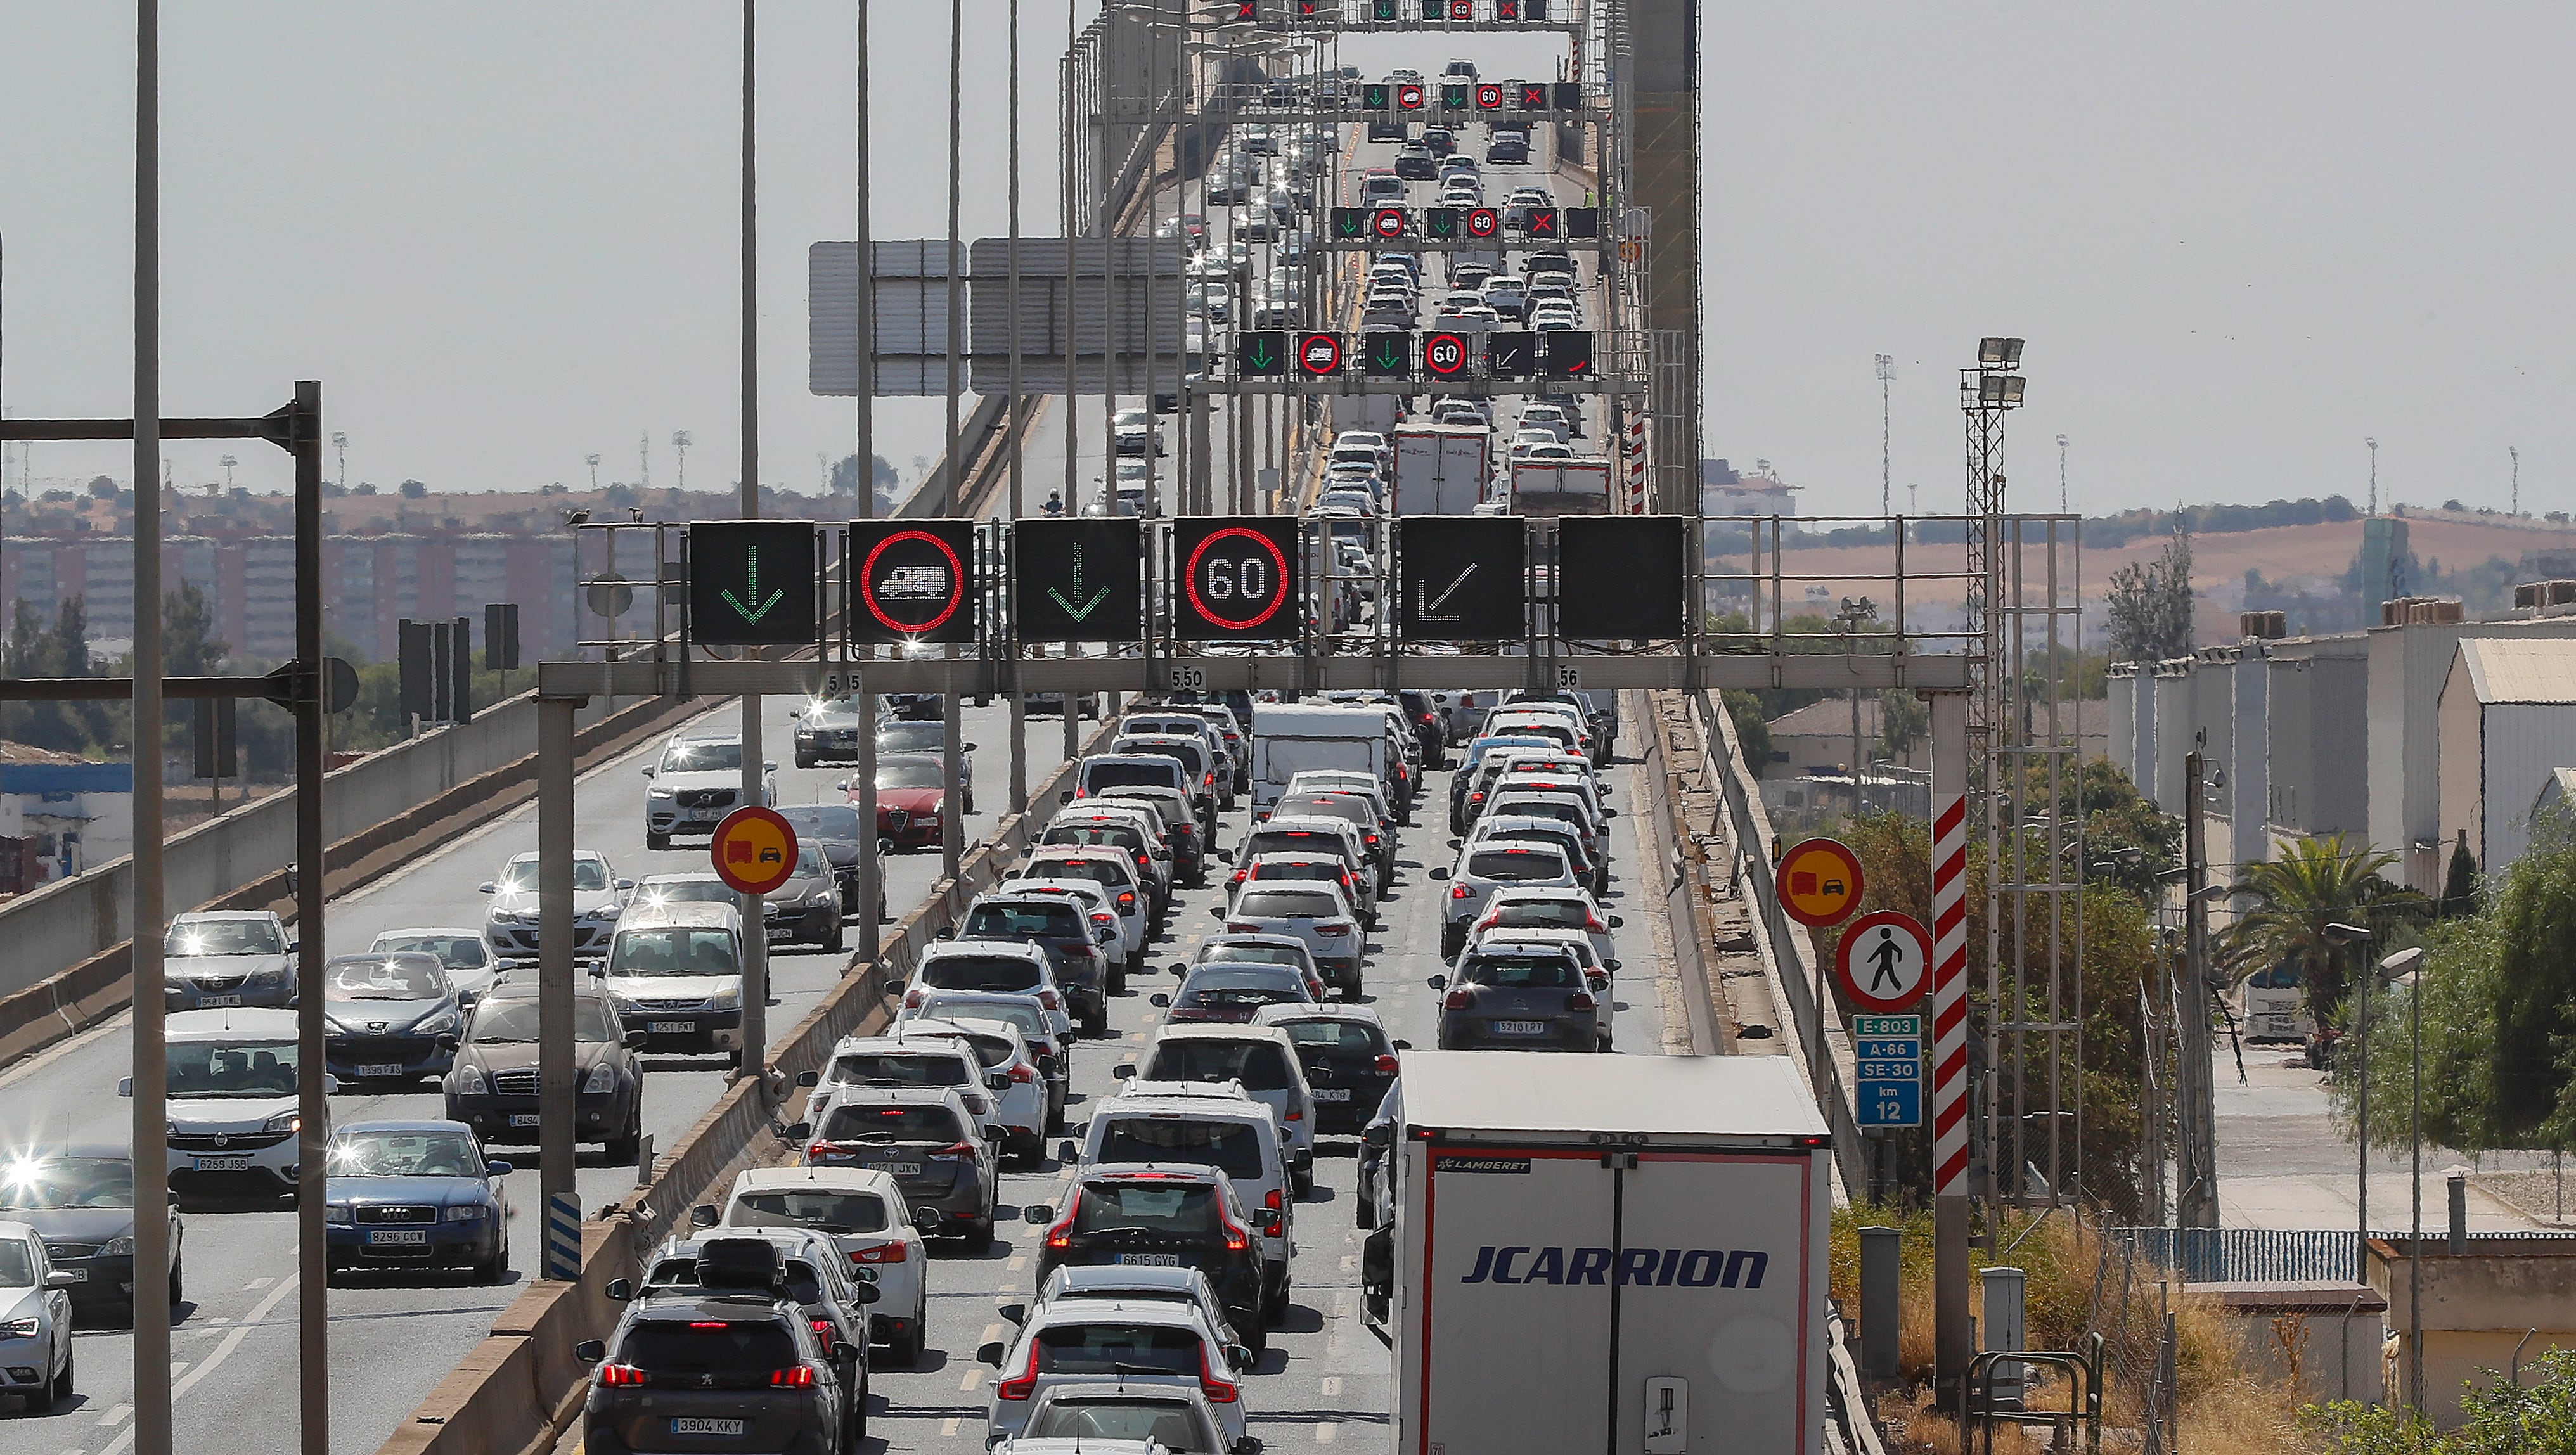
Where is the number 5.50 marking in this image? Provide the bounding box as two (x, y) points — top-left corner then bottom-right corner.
(1169, 664), (1207, 691)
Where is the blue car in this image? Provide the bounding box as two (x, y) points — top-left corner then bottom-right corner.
(323, 1120), (512, 1283)
(320, 952), (464, 1084)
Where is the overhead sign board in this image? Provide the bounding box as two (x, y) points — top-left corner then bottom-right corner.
(1396, 516), (1527, 641)
(1173, 518), (1301, 641)
(847, 520), (976, 643)
(1486, 331), (1536, 378)
(711, 807), (800, 896)
(688, 521), (818, 647)
(1554, 516), (1687, 640)
(1239, 331), (1287, 376)
(1013, 518), (1142, 643)
(1836, 911), (1931, 1014)
(1296, 331), (1345, 378)
(1775, 836), (1865, 929)
(1362, 331), (1413, 378)
(1421, 331), (1471, 378)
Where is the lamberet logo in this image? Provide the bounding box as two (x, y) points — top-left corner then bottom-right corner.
(1444, 1157), (1531, 1174)
(1460, 1246), (1770, 1289)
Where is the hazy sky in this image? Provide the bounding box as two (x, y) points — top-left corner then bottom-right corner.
(2, 3), (2571, 522)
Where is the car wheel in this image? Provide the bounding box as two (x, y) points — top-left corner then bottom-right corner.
(479, 1237), (510, 1285)
(48, 1343), (72, 1411)
(645, 831), (670, 852)
(824, 914), (846, 954)
(169, 1255), (184, 1308)
(963, 1217), (995, 1254)
(795, 750), (816, 769)
(1082, 1005), (1107, 1038)
(1110, 961), (1129, 998)
(1263, 1272), (1291, 1325)
(607, 1111), (643, 1166)
(889, 1314), (925, 1367)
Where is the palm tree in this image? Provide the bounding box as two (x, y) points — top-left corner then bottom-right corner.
(2222, 834), (2421, 1029)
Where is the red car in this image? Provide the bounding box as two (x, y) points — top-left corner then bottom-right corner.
(849, 753), (948, 850)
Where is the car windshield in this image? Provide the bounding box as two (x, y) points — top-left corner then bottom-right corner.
(1147, 1039), (1293, 1091)
(1026, 1397), (1220, 1451)
(0, 1157), (135, 1210)
(820, 1103), (967, 1144)
(617, 1321), (799, 1375)
(1086, 761), (1182, 792)
(373, 933), (489, 970)
(921, 956), (1040, 993)
(1279, 1020), (1384, 1054)
(1029, 859), (1121, 888)
(1034, 1323), (1204, 1377)
(1235, 890), (1339, 921)
(878, 722), (944, 753)
(877, 759), (944, 790)
(791, 847), (828, 877)
(165, 919), (282, 956)
(605, 928), (738, 978)
(1467, 849), (1566, 882)
(167, 1039), (299, 1097)
(661, 741), (744, 772)
(1462, 954), (1581, 989)
(965, 904), (1086, 939)
(498, 859), (610, 892)
(776, 806), (862, 842)
(325, 957), (446, 1000)
(832, 1049), (971, 1087)
(1074, 1181), (1223, 1236)
(1493, 898), (1592, 929)
(330, 1129), (483, 1177)
(1098, 1117), (1266, 1180)
(470, 999), (619, 1044)
(732, 1189), (891, 1235)
(640, 880), (735, 907)
(0, 1238), (34, 1288)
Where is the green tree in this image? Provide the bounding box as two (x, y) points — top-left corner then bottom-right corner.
(2473, 810), (2576, 1141)
(2104, 529), (2195, 662)
(2444, 829), (2479, 916)
(2304, 1345), (2576, 1451)
(1720, 688), (1771, 769)
(2222, 833), (2421, 1029)
(1876, 688), (1926, 760)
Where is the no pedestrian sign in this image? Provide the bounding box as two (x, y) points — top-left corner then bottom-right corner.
(1774, 836), (1864, 928)
(1835, 909), (1930, 1014)
(710, 806), (799, 897)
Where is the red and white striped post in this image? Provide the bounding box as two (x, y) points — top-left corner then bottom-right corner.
(1929, 688), (1974, 1402)
(1624, 414), (1649, 512)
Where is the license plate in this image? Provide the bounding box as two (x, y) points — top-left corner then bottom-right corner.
(672, 1418), (746, 1437)
(357, 1062), (405, 1078)
(648, 1020), (697, 1034)
(54, 1267), (86, 1282)
(1115, 1253), (1183, 1266)
(1313, 1088), (1351, 1101)
(881, 1163), (923, 1178)
(1490, 1020), (1549, 1035)
(508, 1113), (541, 1127)
(766, 927), (795, 941)
(193, 1155), (252, 1171)
(685, 809), (721, 823)
(368, 1228), (429, 1246)
(200, 994), (243, 1008)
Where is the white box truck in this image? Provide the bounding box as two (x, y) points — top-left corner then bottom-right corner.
(1249, 702), (1394, 814)
(1382, 1053), (1831, 1455)
(1392, 423), (1493, 516)
(1510, 456), (1614, 517)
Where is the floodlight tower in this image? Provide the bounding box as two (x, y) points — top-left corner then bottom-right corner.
(1876, 354), (1895, 516)
(585, 453), (602, 491)
(1959, 334), (2026, 1242)
(673, 430), (693, 492)
(330, 432), (348, 490)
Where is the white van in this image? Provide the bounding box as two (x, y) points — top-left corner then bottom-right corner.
(123, 1008), (329, 1202)
(1249, 703), (1394, 815)
(593, 900), (747, 1063)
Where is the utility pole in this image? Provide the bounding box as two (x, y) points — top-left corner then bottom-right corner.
(1876, 354), (1894, 517)
(2366, 436), (2378, 516)
(640, 429), (651, 492)
(853, 0), (883, 961)
(673, 429), (692, 492)
(585, 451), (601, 492)
(1007, 0), (1029, 818)
(2511, 445), (2520, 517)
(330, 431), (347, 490)
(941, 0), (967, 883)
(2177, 750), (2219, 1233)
(737, 0), (768, 1079)
(131, 9), (173, 1454)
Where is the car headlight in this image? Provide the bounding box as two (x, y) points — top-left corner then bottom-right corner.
(0, 1317), (39, 1339)
(416, 1007), (462, 1038)
(704, 983), (742, 1010)
(583, 1062), (619, 1096)
(323, 1015), (354, 1035)
(442, 1204), (487, 1223)
(648, 787), (674, 800)
(100, 1235), (134, 1257)
(325, 1203), (352, 1226)
(263, 1111), (301, 1134)
(452, 1064), (487, 1096)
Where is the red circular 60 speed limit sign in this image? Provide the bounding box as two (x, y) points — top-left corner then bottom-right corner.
(1422, 331), (1469, 377)
(1183, 525), (1291, 632)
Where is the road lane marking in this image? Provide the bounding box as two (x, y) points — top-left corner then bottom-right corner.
(1320, 1377), (1341, 1396)
(1317, 1423), (1338, 1443)
(1006, 1254), (1027, 1271)
(91, 1275), (299, 1455)
(96, 1406), (129, 1426)
(243, 1278), (272, 1290)
(942, 1418), (962, 1437)
(980, 1321), (1003, 1343)
(960, 1368), (985, 1391)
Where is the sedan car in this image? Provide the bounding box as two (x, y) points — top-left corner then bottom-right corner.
(320, 951), (465, 1086)
(873, 720), (977, 811)
(846, 754), (950, 850)
(480, 849), (633, 963)
(443, 989), (645, 1160)
(323, 1120), (512, 1283)
(0, 1146), (183, 1314)
(1431, 942), (1601, 1052)
(1151, 961), (1317, 1025)
(1114, 408), (1166, 458)
(368, 927), (501, 1005)
(1254, 1003), (1403, 1134)
(162, 910), (295, 1011)
(791, 691), (880, 768)
(0, 1222), (76, 1411)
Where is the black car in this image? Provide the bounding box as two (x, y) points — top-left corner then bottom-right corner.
(0, 1145), (182, 1314)
(1391, 144), (1438, 180)
(948, 894), (1111, 1033)
(1026, 1164), (1277, 1353)
(1396, 690), (1447, 769)
(774, 805), (873, 916)
(579, 1278), (857, 1455)
(634, 1231), (879, 1421)
(1258, 1007), (1404, 1134)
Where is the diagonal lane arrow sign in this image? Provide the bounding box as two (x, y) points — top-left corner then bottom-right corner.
(1418, 561), (1477, 620)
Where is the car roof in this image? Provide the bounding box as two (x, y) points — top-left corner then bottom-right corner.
(830, 1032), (976, 1057)
(627, 1293), (802, 1325)
(733, 1164), (903, 1194)
(166, 1007), (302, 1040)
(1024, 1299), (1209, 1331)
(332, 1117), (480, 1140)
(900, 1014), (1031, 1046)
(1253, 1002), (1385, 1028)
(616, 900), (743, 930)
(921, 938), (1048, 964)
(1198, 933), (1306, 953)
(171, 909), (279, 924)
(1150, 1022), (1296, 1046)
(1078, 1161), (1230, 1185)
(826, 1084), (973, 1108)
(1046, 1264), (1218, 1297)
(372, 925), (484, 939)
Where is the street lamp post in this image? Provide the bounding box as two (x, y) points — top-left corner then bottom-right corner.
(2380, 944), (2428, 1414)
(2325, 922), (2374, 1274)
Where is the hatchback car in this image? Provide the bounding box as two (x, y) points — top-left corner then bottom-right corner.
(880, 1015), (1051, 1159)
(850, 753), (952, 850)
(1471, 886), (1622, 971)
(480, 849), (633, 962)
(1129, 1024), (1318, 1186)
(162, 910), (295, 1011)
(319, 951), (464, 1085)
(979, 1299), (1251, 1445)
(368, 926), (501, 1005)
(1025, 1172), (1272, 1356)
(1213, 885), (1363, 994)
(896, 940), (1069, 1042)
(632, 1229), (875, 1416)
(0, 1146), (182, 1314)
(1152, 961), (1316, 1025)
(1431, 942), (1602, 1051)
(797, 1087), (1000, 1250)
(951, 893), (1110, 1032)
(898, 994), (1071, 1126)
(1437, 842), (1580, 959)
(443, 989), (645, 1159)
(1253, 1004), (1403, 1134)
(323, 1119), (511, 1283)
(0, 1222), (76, 1412)
(998, 1381), (1243, 1454)
(706, 1164), (930, 1362)
(578, 1288), (854, 1455)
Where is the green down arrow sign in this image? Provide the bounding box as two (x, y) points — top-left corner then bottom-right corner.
(689, 521), (818, 646)
(1240, 332), (1285, 376)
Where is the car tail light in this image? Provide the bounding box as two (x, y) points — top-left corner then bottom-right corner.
(1285, 1106), (1303, 1121)
(1199, 1344), (1241, 1403)
(1444, 989), (1474, 1010)
(935, 1140), (978, 1158)
(1038, 990), (1061, 1010)
(1205, 772), (1215, 785)
(903, 989), (924, 1008)
(771, 1364), (816, 1387)
(1221, 1211), (1252, 1252)
(997, 1342), (1043, 1401)
(1230, 870), (1247, 887)
(1092, 912), (1117, 928)
(1567, 992), (1597, 1012)
(1450, 884), (1470, 900)
(598, 1364), (648, 1387)
(1009, 1063), (1038, 1084)
(1585, 913), (1606, 932)
(811, 1317), (836, 1338)
(1317, 923), (1350, 937)
(1118, 891), (1136, 908)
(1228, 922), (1257, 933)
(851, 1241), (909, 1265)
(807, 1141), (847, 1160)
(1375, 1054), (1400, 1075)
(1135, 852), (1151, 869)
(1072, 787), (1087, 798)
(1468, 791), (1484, 805)
(1265, 1188), (1283, 1211)
(1046, 1192), (1081, 1250)
(1365, 833), (1380, 846)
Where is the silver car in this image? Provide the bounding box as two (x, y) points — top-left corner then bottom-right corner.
(0, 1222), (76, 1411)
(480, 850), (633, 962)
(1436, 842), (1579, 960)
(163, 911), (295, 1011)
(368, 927), (501, 1005)
(1216, 885), (1363, 995)
(1431, 941), (1602, 1052)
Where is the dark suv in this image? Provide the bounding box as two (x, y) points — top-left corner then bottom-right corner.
(950, 894), (1110, 1034)
(1027, 1163), (1277, 1353)
(577, 1283), (856, 1455)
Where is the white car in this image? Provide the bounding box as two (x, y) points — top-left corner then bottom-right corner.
(163, 910), (295, 1011)
(979, 1299), (1252, 1445)
(1216, 883), (1363, 996)
(640, 733), (776, 850)
(887, 1016), (1050, 1163)
(1128, 1023), (1318, 1188)
(593, 899), (748, 1062)
(368, 926), (503, 1004)
(1437, 841), (1580, 960)
(898, 940), (1071, 1042)
(993, 1383), (1240, 1454)
(124, 1007), (330, 1204)
(479, 849), (633, 963)
(708, 1163), (933, 1363)
(1010, 846), (1154, 977)
(0, 1221), (77, 1411)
